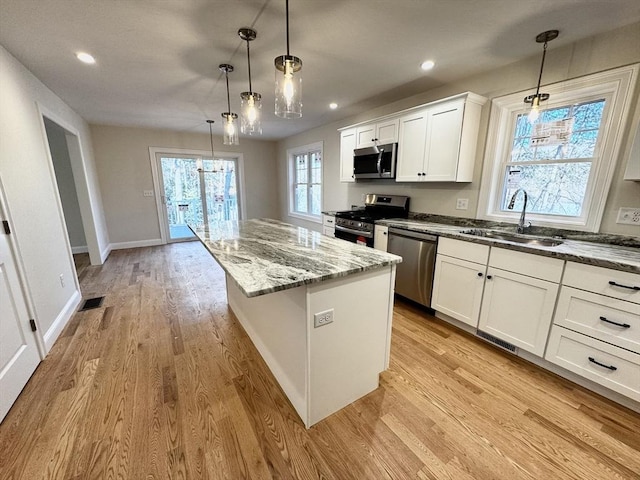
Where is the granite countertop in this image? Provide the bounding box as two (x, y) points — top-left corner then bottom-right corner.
(191, 218), (402, 297)
(377, 218), (640, 274)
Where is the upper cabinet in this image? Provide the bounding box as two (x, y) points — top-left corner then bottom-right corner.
(355, 118), (399, 148)
(339, 129), (357, 182)
(396, 93), (486, 182)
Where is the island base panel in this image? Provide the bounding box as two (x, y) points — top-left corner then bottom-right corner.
(226, 266), (395, 428)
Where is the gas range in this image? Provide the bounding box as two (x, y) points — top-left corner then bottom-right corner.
(334, 194), (410, 246)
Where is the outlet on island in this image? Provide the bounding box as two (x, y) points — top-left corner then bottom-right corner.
(314, 309), (334, 328)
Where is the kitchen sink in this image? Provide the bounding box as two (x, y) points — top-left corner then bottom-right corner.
(460, 229), (564, 247)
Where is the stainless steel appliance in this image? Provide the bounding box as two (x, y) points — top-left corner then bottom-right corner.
(353, 143), (398, 179)
(387, 227), (437, 309)
(334, 194), (409, 247)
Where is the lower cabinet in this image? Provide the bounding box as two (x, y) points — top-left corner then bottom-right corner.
(432, 249), (487, 327)
(322, 214), (335, 237)
(373, 225), (388, 251)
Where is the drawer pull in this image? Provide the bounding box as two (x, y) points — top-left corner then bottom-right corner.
(599, 316), (631, 328)
(588, 357), (617, 371)
(608, 281), (640, 291)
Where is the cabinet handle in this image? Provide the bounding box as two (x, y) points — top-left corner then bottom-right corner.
(486, 275), (493, 279)
(383, 232), (387, 236)
(599, 316), (631, 328)
(477, 272), (483, 277)
(588, 357), (617, 371)
(608, 281), (639, 291)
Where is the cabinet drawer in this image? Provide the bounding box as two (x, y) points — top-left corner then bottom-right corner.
(563, 262), (640, 304)
(489, 247), (564, 282)
(437, 237), (489, 264)
(322, 215), (335, 227)
(554, 286), (640, 353)
(545, 326), (640, 401)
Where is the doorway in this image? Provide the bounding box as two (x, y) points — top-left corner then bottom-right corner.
(154, 152), (241, 243)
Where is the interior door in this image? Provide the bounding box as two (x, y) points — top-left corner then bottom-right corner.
(0, 218), (41, 422)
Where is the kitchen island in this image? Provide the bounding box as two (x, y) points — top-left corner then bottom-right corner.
(191, 219), (402, 427)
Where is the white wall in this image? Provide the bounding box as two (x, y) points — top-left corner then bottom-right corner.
(0, 45), (109, 349)
(90, 124), (279, 245)
(277, 22), (640, 236)
(44, 117), (87, 250)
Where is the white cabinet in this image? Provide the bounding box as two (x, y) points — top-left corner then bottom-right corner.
(373, 225), (389, 251)
(355, 118), (399, 148)
(396, 92), (486, 182)
(545, 262), (640, 400)
(432, 237), (489, 327)
(477, 248), (563, 356)
(339, 129), (356, 182)
(322, 214), (335, 237)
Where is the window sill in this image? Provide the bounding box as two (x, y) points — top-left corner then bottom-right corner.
(289, 212), (322, 224)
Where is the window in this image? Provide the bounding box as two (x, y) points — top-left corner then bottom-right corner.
(478, 64), (637, 231)
(288, 142), (322, 221)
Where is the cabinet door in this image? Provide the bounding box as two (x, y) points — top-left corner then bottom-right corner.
(322, 226), (335, 237)
(339, 129), (357, 182)
(423, 101), (464, 181)
(396, 110), (427, 181)
(375, 118), (399, 144)
(478, 268), (559, 356)
(355, 124), (376, 148)
(432, 255), (486, 327)
(373, 225), (388, 251)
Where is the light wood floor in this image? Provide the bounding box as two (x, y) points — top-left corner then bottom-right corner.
(1, 242), (639, 479)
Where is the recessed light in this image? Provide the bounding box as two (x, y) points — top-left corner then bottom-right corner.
(329, 102), (338, 110)
(420, 60), (435, 71)
(76, 52), (96, 64)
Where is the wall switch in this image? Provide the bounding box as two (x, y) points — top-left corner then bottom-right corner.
(143, 190), (154, 197)
(59, 274), (65, 288)
(616, 207), (640, 225)
(314, 309), (334, 328)
(456, 198), (469, 210)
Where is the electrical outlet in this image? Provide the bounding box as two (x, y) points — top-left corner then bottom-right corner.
(59, 274), (65, 288)
(314, 309), (334, 328)
(456, 198), (469, 210)
(616, 207), (640, 225)
(143, 190), (154, 197)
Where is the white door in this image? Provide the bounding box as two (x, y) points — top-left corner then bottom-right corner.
(0, 218), (41, 422)
(339, 129), (356, 182)
(396, 110), (427, 181)
(424, 100), (464, 181)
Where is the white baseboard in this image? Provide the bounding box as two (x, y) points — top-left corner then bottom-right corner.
(43, 289), (82, 352)
(71, 245), (89, 254)
(108, 238), (163, 251)
(100, 243), (111, 263)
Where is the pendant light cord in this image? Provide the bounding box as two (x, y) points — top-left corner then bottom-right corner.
(208, 121), (214, 158)
(246, 39), (252, 92)
(534, 41), (548, 97)
(285, 0), (290, 56)
(225, 70), (231, 113)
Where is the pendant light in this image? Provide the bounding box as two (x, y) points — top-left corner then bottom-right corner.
(238, 28), (262, 135)
(524, 30), (559, 123)
(274, 0), (302, 118)
(219, 64), (239, 145)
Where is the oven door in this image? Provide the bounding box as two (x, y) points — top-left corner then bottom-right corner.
(334, 225), (374, 247)
(353, 143), (397, 179)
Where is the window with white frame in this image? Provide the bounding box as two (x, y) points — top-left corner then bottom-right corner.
(478, 64), (637, 232)
(288, 142), (322, 221)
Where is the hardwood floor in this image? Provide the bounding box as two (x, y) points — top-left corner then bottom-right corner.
(1, 242), (639, 479)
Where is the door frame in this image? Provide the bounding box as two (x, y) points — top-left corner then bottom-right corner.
(148, 147), (247, 244)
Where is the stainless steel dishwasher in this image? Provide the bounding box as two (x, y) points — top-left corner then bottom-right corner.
(387, 228), (438, 308)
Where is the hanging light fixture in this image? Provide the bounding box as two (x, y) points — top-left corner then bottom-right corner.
(219, 64), (239, 145)
(238, 27), (262, 135)
(524, 30), (559, 123)
(274, 0), (302, 118)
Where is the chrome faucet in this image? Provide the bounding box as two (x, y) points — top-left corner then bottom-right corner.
(508, 189), (531, 233)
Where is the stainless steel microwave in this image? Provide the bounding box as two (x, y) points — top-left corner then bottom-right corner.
(353, 143), (398, 179)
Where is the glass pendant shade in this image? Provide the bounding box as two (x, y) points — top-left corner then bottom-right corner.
(523, 30), (558, 124)
(275, 55), (302, 118)
(222, 112), (239, 145)
(240, 92), (262, 135)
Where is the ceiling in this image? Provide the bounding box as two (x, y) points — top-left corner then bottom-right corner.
(1, 0), (639, 140)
